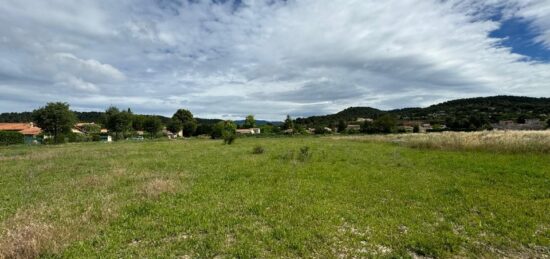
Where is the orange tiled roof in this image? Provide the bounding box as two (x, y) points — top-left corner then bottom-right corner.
(0, 123), (31, 131)
(0, 123), (42, 136)
(19, 127), (42, 136)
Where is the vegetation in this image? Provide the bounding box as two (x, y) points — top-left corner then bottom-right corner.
(340, 130), (550, 154)
(0, 131), (24, 145)
(211, 120), (237, 140)
(32, 102), (77, 143)
(143, 117), (163, 138)
(104, 107), (133, 140)
(243, 115), (256, 129)
(0, 137), (548, 257)
(295, 96), (550, 131)
(172, 109), (197, 137)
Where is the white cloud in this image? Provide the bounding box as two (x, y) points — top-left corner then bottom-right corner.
(0, 0), (549, 120)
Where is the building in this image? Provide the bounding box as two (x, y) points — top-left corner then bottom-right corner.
(346, 124), (361, 131)
(236, 128), (261, 134)
(0, 123), (42, 144)
(356, 118), (373, 123)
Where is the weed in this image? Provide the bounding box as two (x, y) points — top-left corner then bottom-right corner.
(252, 145), (265, 154)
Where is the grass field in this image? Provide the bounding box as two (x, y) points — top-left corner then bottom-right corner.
(1, 135), (549, 258)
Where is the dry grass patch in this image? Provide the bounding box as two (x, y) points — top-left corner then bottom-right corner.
(140, 179), (176, 199)
(0, 207), (63, 259)
(336, 130), (550, 153)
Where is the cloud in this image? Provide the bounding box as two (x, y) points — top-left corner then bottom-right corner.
(0, 0), (549, 120)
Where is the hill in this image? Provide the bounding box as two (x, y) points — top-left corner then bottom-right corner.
(295, 96), (550, 127)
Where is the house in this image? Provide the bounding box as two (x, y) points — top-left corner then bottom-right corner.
(356, 118), (373, 123)
(99, 135), (112, 142)
(346, 124), (361, 131)
(0, 123), (42, 144)
(236, 128), (261, 135)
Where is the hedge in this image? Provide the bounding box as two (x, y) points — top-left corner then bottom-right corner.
(0, 131), (24, 145)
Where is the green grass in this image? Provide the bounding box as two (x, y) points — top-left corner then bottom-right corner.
(0, 137), (549, 258)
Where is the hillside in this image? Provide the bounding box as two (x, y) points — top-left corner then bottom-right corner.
(296, 96), (550, 127)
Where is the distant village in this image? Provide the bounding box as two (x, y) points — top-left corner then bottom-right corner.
(1, 116), (547, 145)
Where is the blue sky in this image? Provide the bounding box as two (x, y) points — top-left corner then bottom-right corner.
(0, 0), (550, 120)
(490, 18), (550, 62)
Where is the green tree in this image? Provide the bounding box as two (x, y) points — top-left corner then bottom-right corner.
(283, 115), (294, 130)
(173, 109), (197, 137)
(132, 115), (146, 131)
(81, 123), (101, 134)
(413, 124), (420, 133)
(547, 119), (550, 129)
(243, 115), (256, 129)
(32, 102), (77, 143)
(104, 107), (133, 140)
(211, 120), (236, 139)
(167, 119), (183, 135)
(182, 121), (197, 137)
(143, 117), (163, 138)
(337, 120), (347, 133)
(374, 114), (397, 133)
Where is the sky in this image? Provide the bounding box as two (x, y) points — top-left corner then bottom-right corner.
(1, 0), (550, 120)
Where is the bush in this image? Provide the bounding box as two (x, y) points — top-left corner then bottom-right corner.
(223, 132), (236, 145)
(298, 146), (311, 162)
(0, 131), (24, 145)
(252, 146), (265, 154)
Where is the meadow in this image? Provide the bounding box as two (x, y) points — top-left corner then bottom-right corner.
(0, 133), (549, 258)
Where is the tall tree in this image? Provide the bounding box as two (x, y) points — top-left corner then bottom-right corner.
(337, 119), (347, 133)
(143, 117), (163, 138)
(172, 109), (197, 137)
(104, 106), (133, 140)
(283, 115), (294, 130)
(243, 115), (256, 129)
(167, 119), (183, 135)
(32, 102), (77, 143)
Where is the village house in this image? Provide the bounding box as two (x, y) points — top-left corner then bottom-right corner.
(346, 124), (361, 131)
(356, 118), (373, 123)
(0, 122), (42, 144)
(236, 128), (261, 135)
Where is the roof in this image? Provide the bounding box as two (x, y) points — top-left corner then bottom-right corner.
(0, 123), (42, 136)
(0, 123), (31, 131)
(19, 127), (42, 136)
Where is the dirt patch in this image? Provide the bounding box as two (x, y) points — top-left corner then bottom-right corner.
(140, 179), (176, 199)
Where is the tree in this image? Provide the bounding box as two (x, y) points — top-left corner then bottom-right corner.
(104, 107), (133, 140)
(243, 115), (256, 129)
(283, 115), (294, 130)
(81, 123), (101, 134)
(132, 115), (146, 131)
(143, 117), (162, 138)
(547, 119), (550, 129)
(182, 121), (197, 137)
(413, 124), (420, 133)
(173, 109), (197, 137)
(337, 120), (347, 133)
(32, 102), (76, 143)
(374, 114), (397, 133)
(167, 119), (183, 135)
(211, 120), (236, 139)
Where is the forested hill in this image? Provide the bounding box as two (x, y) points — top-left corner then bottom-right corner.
(295, 96), (550, 126)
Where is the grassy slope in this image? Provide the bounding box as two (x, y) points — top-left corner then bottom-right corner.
(0, 137), (548, 258)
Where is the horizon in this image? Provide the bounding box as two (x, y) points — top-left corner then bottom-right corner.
(1, 94), (546, 122)
(1, 1), (550, 120)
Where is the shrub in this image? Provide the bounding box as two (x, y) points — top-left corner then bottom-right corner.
(298, 146), (311, 161)
(223, 132), (236, 145)
(0, 131), (24, 145)
(252, 146), (265, 154)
